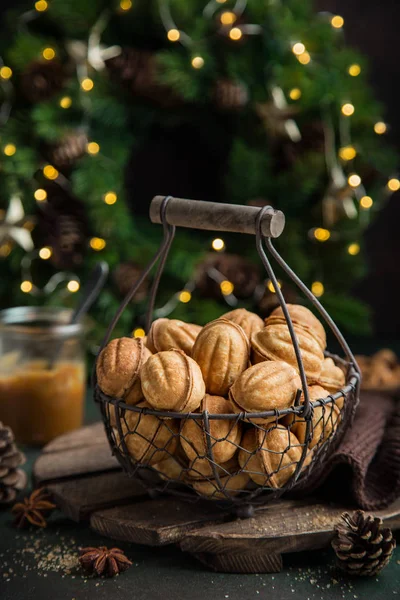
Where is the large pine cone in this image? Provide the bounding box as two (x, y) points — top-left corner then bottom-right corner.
(195, 253), (260, 300)
(20, 60), (65, 103)
(48, 130), (88, 170)
(214, 79), (249, 111)
(332, 510), (396, 576)
(0, 422), (27, 505)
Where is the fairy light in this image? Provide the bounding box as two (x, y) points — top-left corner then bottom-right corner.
(216, 0), (227, 3)
(39, 247), (52, 260)
(297, 52), (311, 65)
(229, 27), (242, 41)
(342, 103), (355, 116)
(212, 238), (225, 251)
(339, 146), (357, 161)
(388, 178), (400, 192)
(374, 121), (387, 135)
(179, 290), (191, 303)
(90, 237), (106, 251)
(81, 78), (94, 91)
(67, 280), (80, 293)
(87, 142), (100, 155)
(311, 281), (324, 297)
(267, 280), (282, 293)
(0, 66), (12, 79)
(59, 96), (72, 109)
(20, 281), (33, 293)
(3, 144), (16, 156)
(42, 48), (55, 60)
(34, 188), (47, 202)
(35, 0), (48, 11)
(24, 221), (35, 232)
(360, 196), (373, 209)
(292, 43), (306, 56)
(331, 15), (344, 29)
(347, 243), (360, 256)
(348, 173), (361, 188)
(43, 164), (58, 180)
(289, 88), (301, 100)
(220, 280), (234, 295)
(104, 192), (117, 205)
(167, 29), (180, 42)
(120, 0), (132, 10)
(221, 11), (236, 25)
(133, 328), (145, 338)
(0, 243), (12, 257)
(348, 64), (361, 77)
(191, 56), (204, 69)
(314, 228), (331, 242)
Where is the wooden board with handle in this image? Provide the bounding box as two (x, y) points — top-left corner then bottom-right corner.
(33, 422), (400, 574)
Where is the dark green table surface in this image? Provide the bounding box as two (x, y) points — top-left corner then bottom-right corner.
(1, 371), (400, 600)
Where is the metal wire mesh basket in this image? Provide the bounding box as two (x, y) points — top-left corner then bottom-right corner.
(94, 195), (361, 515)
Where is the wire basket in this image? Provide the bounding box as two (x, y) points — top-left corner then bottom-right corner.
(94, 195), (361, 515)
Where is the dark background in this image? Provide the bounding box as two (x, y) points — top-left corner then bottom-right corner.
(1, 0), (399, 336)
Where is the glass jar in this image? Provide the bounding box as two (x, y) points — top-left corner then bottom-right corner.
(0, 307), (86, 445)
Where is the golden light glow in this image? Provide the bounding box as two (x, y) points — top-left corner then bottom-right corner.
(67, 280), (80, 293)
(87, 142), (100, 155)
(289, 88), (301, 100)
(221, 11), (236, 25)
(35, 0), (48, 11)
(43, 164), (59, 180)
(216, 0), (227, 3)
(104, 192), (117, 205)
(388, 178), (400, 192)
(311, 281), (324, 297)
(314, 228), (331, 242)
(39, 246), (52, 260)
(220, 280), (234, 295)
(0, 66), (12, 79)
(90, 237), (106, 251)
(21, 281), (33, 293)
(229, 27), (242, 41)
(348, 64), (361, 77)
(3, 144), (16, 156)
(191, 56), (204, 69)
(267, 280), (282, 293)
(179, 290), (192, 303)
(0, 243), (12, 257)
(374, 121), (387, 135)
(339, 146), (357, 161)
(23, 221), (35, 232)
(34, 188), (47, 202)
(59, 96), (72, 109)
(167, 29), (180, 42)
(42, 47), (55, 60)
(133, 328), (145, 338)
(331, 15), (344, 28)
(292, 42), (306, 56)
(120, 0), (132, 10)
(342, 103), (355, 116)
(81, 78), (94, 91)
(297, 51), (311, 65)
(360, 196), (373, 209)
(347, 243), (360, 256)
(212, 238), (225, 251)
(348, 173), (361, 188)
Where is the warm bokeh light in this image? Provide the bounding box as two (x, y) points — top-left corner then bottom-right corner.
(297, 51), (311, 65)
(0, 66), (12, 79)
(331, 15), (344, 28)
(3, 144), (16, 156)
(21, 281), (33, 293)
(87, 142), (100, 155)
(43, 164), (59, 180)
(220, 11), (236, 25)
(133, 328), (146, 338)
(120, 0), (132, 10)
(292, 42), (306, 56)
(341, 103), (355, 116)
(374, 121), (387, 135)
(104, 192), (118, 205)
(59, 96), (72, 109)
(289, 88), (301, 100)
(229, 27), (243, 41)
(191, 56), (204, 69)
(360, 196), (373, 209)
(39, 247), (52, 260)
(212, 238), (225, 251)
(35, 0), (48, 12)
(179, 290), (192, 303)
(220, 280), (234, 295)
(348, 64), (361, 77)
(314, 228), (331, 242)
(311, 281), (324, 297)
(42, 47), (55, 60)
(34, 188), (47, 202)
(339, 146), (357, 161)
(0, 243), (12, 257)
(90, 237), (106, 251)
(388, 178), (400, 192)
(348, 173), (361, 188)
(267, 280), (282, 293)
(167, 29), (180, 42)
(347, 243), (360, 256)
(81, 78), (94, 91)
(67, 280), (80, 293)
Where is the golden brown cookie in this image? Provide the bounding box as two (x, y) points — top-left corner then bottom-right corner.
(316, 357), (346, 395)
(222, 308), (264, 340)
(266, 304), (326, 351)
(146, 318), (202, 355)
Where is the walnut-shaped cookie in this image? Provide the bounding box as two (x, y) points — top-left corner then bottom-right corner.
(222, 308), (264, 340)
(229, 361), (301, 424)
(266, 304), (326, 351)
(316, 357), (346, 401)
(251, 323), (324, 381)
(153, 455), (186, 482)
(141, 349), (205, 413)
(180, 395), (241, 472)
(191, 458), (250, 499)
(238, 426), (302, 488)
(192, 318), (249, 396)
(146, 318), (202, 355)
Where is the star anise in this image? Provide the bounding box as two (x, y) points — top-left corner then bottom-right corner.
(79, 546), (132, 577)
(11, 487), (56, 528)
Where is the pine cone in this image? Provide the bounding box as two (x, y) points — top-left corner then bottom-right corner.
(0, 422), (27, 505)
(195, 253), (260, 300)
(48, 131), (88, 170)
(20, 60), (65, 103)
(332, 510), (396, 576)
(214, 79), (249, 111)
(113, 261), (149, 303)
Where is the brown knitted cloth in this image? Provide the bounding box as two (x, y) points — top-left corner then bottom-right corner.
(316, 391), (400, 510)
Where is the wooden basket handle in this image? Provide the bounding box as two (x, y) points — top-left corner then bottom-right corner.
(150, 196), (285, 238)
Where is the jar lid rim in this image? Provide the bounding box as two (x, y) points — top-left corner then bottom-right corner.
(0, 306), (82, 336)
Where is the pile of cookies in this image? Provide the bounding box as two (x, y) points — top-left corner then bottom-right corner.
(96, 304), (346, 499)
(356, 349), (400, 392)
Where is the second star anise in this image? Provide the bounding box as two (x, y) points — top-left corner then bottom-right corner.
(11, 487), (56, 528)
(79, 546), (132, 577)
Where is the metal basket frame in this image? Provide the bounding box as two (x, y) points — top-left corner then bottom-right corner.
(94, 195), (361, 513)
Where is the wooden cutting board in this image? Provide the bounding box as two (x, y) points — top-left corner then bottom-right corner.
(33, 422), (400, 574)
